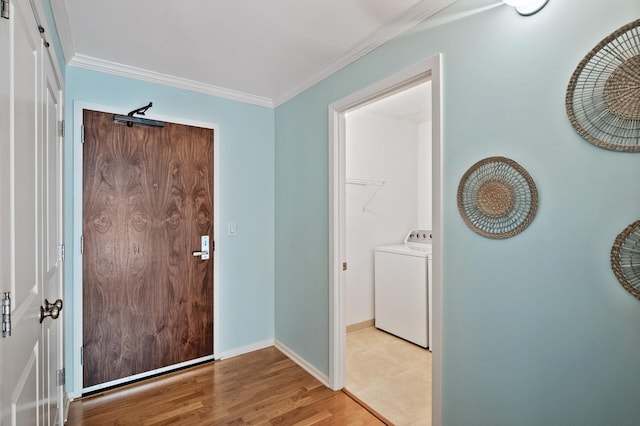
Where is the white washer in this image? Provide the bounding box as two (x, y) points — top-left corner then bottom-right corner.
(374, 230), (432, 349)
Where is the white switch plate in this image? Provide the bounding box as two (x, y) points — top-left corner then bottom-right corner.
(228, 223), (237, 236)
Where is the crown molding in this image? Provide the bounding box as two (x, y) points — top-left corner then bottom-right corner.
(272, 0), (458, 107)
(68, 54), (275, 108)
(52, 0), (457, 109)
(48, 0), (272, 107)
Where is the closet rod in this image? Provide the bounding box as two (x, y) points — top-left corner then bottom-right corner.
(346, 178), (386, 211)
(346, 178), (385, 186)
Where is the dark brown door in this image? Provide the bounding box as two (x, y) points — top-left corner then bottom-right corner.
(82, 109), (214, 389)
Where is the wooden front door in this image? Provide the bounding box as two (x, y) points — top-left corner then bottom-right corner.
(82, 109), (214, 390)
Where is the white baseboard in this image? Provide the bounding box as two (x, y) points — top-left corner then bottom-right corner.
(216, 339), (275, 360)
(274, 340), (329, 387)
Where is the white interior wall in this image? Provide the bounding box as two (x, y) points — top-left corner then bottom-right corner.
(345, 109), (423, 326)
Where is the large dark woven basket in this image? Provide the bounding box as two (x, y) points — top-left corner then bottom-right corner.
(566, 19), (640, 152)
(457, 157), (538, 239)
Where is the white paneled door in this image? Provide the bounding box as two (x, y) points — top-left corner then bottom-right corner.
(0, 0), (65, 425)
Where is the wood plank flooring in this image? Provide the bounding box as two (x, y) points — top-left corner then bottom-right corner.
(66, 347), (385, 425)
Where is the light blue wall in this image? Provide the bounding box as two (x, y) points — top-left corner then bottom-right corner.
(274, 0), (640, 424)
(64, 68), (275, 394)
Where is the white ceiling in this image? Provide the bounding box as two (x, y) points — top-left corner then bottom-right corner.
(51, 0), (458, 107)
(360, 81), (432, 123)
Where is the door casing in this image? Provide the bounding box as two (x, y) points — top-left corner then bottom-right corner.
(71, 102), (221, 397)
(328, 54), (444, 425)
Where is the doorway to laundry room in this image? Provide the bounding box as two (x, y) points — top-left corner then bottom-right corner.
(344, 80), (433, 425)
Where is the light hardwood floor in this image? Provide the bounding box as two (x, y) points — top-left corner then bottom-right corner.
(346, 328), (432, 425)
(66, 347), (384, 425)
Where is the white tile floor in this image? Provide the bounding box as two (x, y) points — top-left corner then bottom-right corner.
(346, 327), (432, 426)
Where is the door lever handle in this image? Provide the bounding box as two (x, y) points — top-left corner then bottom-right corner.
(39, 298), (63, 323)
(193, 235), (210, 260)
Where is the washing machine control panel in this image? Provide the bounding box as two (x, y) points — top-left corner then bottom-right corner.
(405, 229), (432, 244)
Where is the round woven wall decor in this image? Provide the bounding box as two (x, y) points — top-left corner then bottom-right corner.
(566, 19), (640, 152)
(611, 221), (640, 300)
(457, 157), (538, 239)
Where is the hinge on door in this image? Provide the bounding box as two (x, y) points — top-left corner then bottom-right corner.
(57, 244), (65, 263)
(81, 125), (85, 144)
(57, 368), (66, 386)
(80, 346), (84, 365)
(342, 262), (348, 271)
(1, 0), (9, 20)
(2, 292), (10, 338)
(59, 120), (65, 138)
(80, 235), (84, 255)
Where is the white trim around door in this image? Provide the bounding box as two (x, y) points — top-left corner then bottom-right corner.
(328, 54), (444, 426)
(71, 102), (221, 397)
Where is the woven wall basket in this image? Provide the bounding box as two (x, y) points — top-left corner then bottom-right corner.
(611, 221), (640, 300)
(457, 157), (538, 239)
(566, 19), (640, 152)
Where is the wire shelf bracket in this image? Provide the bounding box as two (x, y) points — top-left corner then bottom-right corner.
(346, 178), (386, 212)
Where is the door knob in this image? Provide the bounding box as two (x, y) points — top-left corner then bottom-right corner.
(39, 298), (63, 323)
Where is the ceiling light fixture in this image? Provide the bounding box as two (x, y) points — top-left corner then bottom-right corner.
(503, 0), (549, 16)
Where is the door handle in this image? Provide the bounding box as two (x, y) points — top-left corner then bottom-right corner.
(192, 235), (210, 260)
(39, 298), (63, 323)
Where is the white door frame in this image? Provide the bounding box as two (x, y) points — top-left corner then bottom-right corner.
(328, 54), (444, 425)
(72, 102), (221, 396)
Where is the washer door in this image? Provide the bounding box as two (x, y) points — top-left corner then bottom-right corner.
(374, 250), (428, 348)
